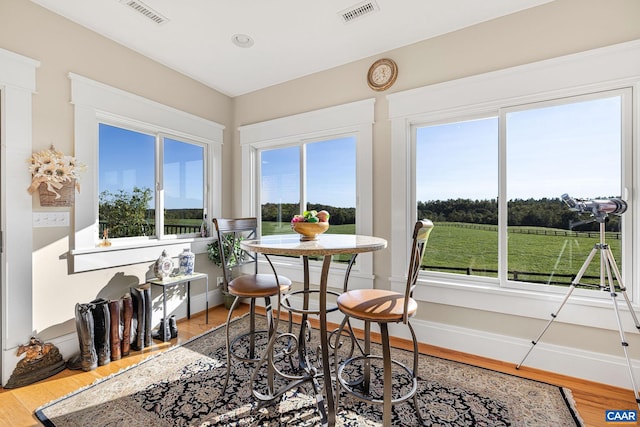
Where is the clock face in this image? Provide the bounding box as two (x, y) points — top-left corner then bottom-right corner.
(367, 58), (397, 91)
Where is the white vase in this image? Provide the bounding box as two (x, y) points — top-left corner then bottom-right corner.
(154, 250), (174, 279)
(179, 248), (195, 275)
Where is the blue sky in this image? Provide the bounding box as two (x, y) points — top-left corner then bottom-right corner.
(416, 95), (621, 202)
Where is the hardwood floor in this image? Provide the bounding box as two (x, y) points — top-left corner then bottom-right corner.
(0, 304), (636, 426)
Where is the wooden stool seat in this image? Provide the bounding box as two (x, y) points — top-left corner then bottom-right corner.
(228, 274), (291, 298)
(336, 289), (417, 322)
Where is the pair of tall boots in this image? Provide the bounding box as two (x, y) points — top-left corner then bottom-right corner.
(67, 295), (135, 371)
(130, 284), (153, 350)
(67, 298), (112, 371)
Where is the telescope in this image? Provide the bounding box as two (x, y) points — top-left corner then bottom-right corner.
(561, 193), (627, 218)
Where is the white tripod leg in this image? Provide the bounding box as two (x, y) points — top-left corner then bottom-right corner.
(516, 247), (598, 369)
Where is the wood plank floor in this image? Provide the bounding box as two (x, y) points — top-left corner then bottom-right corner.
(0, 304), (637, 426)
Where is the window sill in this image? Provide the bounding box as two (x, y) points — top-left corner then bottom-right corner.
(69, 237), (215, 273)
(403, 273), (639, 332)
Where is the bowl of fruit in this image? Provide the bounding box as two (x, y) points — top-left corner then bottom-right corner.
(291, 210), (330, 241)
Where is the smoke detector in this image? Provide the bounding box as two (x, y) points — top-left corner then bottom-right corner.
(338, 1), (380, 24)
(119, 0), (168, 25)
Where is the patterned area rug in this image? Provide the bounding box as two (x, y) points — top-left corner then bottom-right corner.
(36, 314), (583, 426)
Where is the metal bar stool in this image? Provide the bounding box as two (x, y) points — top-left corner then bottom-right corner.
(212, 218), (292, 393)
(333, 220), (433, 426)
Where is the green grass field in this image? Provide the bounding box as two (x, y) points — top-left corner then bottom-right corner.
(261, 221), (622, 287)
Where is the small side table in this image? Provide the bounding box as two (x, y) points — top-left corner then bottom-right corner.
(148, 272), (209, 341)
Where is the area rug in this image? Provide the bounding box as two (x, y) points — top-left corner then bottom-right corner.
(36, 314), (583, 426)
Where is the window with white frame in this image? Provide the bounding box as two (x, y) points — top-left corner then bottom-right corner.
(239, 99), (376, 289)
(69, 73), (223, 272)
(389, 40), (640, 327)
(98, 122), (207, 240)
(414, 90), (630, 291)
(260, 136), (356, 238)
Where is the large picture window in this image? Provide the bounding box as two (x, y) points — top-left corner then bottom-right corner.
(415, 91), (629, 291)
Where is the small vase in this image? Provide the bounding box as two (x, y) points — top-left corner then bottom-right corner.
(154, 250), (174, 280)
(179, 248), (195, 275)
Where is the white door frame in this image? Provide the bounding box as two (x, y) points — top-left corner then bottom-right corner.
(0, 48), (39, 386)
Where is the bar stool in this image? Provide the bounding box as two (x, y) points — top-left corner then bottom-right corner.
(212, 218), (292, 392)
(334, 220), (433, 426)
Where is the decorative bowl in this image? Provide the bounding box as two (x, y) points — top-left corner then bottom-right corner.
(292, 222), (329, 241)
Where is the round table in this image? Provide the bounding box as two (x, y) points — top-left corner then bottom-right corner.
(241, 233), (387, 426)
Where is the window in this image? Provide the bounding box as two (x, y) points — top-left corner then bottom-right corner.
(389, 40), (640, 326)
(98, 123), (206, 240)
(69, 74), (223, 272)
(240, 99), (375, 290)
(414, 91), (629, 290)
(260, 137), (357, 237)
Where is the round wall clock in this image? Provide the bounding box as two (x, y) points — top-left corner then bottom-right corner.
(367, 58), (398, 91)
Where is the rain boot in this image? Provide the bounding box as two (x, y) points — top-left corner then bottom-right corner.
(67, 302), (98, 371)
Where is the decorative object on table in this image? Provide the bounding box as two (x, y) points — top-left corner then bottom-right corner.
(27, 145), (85, 207)
(291, 209), (330, 240)
(179, 247), (195, 275)
(4, 337), (65, 389)
(35, 314), (584, 426)
(367, 57), (398, 91)
(154, 250), (174, 280)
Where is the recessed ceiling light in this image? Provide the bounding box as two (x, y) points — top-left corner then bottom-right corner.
(231, 34), (254, 48)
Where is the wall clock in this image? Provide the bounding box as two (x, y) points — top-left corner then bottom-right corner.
(367, 58), (398, 91)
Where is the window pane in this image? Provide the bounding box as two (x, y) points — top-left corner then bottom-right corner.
(307, 137), (356, 235)
(261, 146), (300, 235)
(163, 137), (205, 236)
(416, 117), (499, 278)
(98, 123), (155, 239)
(506, 96), (622, 288)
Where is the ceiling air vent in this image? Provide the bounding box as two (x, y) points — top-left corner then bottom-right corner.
(119, 0), (168, 25)
(339, 1), (380, 24)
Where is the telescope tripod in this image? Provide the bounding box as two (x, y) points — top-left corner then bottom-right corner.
(516, 221), (640, 408)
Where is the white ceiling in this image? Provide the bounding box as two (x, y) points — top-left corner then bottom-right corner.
(31, 0), (553, 97)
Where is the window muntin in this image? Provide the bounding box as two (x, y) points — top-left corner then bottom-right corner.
(98, 123), (206, 241)
(414, 89), (630, 291)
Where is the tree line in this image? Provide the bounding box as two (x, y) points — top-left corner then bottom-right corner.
(261, 203), (356, 225)
(417, 197), (622, 231)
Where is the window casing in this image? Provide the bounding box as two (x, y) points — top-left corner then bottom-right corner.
(239, 99), (375, 291)
(69, 74), (224, 272)
(389, 40), (640, 331)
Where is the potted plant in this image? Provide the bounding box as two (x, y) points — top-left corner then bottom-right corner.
(207, 235), (245, 309)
